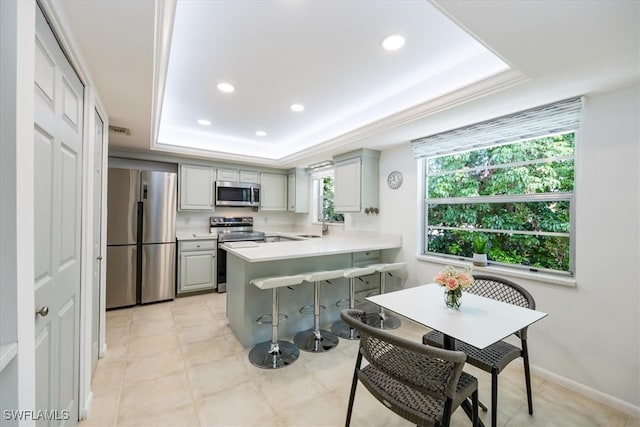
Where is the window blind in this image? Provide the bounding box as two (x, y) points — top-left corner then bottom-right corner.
(410, 97), (583, 158)
(310, 160), (334, 179)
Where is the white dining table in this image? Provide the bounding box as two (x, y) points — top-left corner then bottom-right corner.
(366, 283), (548, 350)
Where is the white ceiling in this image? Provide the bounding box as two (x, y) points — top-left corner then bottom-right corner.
(54, 0), (639, 168)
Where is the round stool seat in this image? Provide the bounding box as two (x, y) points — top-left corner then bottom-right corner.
(304, 269), (345, 282)
(251, 274), (305, 290)
(375, 262), (407, 273)
(343, 266), (377, 278)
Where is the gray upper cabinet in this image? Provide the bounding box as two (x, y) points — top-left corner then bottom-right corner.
(287, 168), (309, 213)
(260, 172), (288, 211)
(239, 170), (260, 183)
(217, 168), (239, 182)
(179, 164), (215, 211)
(217, 168), (260, 183)
(333, 149), (380, 213)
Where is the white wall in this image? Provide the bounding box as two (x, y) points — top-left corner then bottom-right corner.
(354, 84), (640, 414)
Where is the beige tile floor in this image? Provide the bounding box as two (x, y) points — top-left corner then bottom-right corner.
(81, 293), (639, 427)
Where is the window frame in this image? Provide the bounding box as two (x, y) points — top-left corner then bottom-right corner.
(420, 133), (576, 277)
(311, 172), (344, 225)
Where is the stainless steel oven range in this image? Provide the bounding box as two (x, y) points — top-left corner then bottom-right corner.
(212, 216), (265, 292)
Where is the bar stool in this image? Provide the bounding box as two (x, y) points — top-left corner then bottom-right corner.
(365, 262), (407, 330)
(294, 269), (345, 352)
(248, 274), (305, 369)
(330, 266), (378, 340)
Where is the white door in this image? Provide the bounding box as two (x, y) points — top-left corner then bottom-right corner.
(91, 110), (104, 376)
(34, 7), (84, 425)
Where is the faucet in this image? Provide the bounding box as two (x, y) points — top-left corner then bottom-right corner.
(321, 216), (329, 236)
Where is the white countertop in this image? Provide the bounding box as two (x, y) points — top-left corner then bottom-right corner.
(176, 230), (218, 241)
(221, 232), (402, 262)
(176, 225), (325, 242)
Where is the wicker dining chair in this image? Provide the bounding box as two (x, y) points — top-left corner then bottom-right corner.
(422, 275), (536, 427)
(341, 309), (478, 427)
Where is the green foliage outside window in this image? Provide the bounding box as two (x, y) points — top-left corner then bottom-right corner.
(426, 133), (575, 272)
(319, 177), (344, 223)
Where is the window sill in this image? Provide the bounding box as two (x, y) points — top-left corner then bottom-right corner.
(416, 254), (577, 287)
(311, 221), (343, 227)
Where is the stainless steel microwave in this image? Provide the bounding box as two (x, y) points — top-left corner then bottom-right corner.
(215, 181), (260, 207)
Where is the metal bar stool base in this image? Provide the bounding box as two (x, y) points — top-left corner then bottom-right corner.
(365, 312), (401, 330)
(331, 320), (360, 340)
(248, 340), (300, 369)
(294, 329), (339, 352)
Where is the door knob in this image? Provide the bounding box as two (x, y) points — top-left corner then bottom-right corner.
(36, 306), (49, 317)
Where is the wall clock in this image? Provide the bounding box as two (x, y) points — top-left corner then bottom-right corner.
(387, 170), (403, 189)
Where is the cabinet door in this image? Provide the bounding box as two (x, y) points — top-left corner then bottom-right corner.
(334, 158), (362, 212)
(287, 174), (296, 211)
(239, 170), (260, 183)
(288, 170), (310, 213)
(260, 173), (287, 211)
(179, 250), (216, 293)
(179, 164), (215, 210)
(217, 168), (239, 182)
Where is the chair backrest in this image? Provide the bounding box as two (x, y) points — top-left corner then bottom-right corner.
(340, 309), (467, 400)
(465, 275), (536, 338)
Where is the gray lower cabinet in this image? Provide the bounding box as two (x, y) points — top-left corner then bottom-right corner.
(178, 239), (217, 295)
(352, 250), (381, 311)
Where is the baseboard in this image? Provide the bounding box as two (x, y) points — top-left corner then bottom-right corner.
(99, 343), (107, 358)
(530, 364), (640, 418)
(79, 390), (93, 421)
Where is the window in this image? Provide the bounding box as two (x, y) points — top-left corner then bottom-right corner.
(411, 97), (582, 276)
(311, 167), (344, 223)
(314, 176), (345, 223)
(423, 133), (575, 274)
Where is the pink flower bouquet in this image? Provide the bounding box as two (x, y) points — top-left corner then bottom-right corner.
(434, 266), (474, 308)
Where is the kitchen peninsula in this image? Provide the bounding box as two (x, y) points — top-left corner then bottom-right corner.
(222, 232), (402, 347)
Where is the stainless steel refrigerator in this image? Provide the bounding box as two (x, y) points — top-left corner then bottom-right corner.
(106, 168), (177, 309)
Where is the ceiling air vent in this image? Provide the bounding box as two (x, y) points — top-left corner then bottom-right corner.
(109, 125), (131, 136)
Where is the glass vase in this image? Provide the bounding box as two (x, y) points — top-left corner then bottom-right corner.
(444, 289), (462, 309)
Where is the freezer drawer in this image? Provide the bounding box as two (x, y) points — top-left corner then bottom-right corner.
(141, 243), (176, 304)
(106, 245), (137, 309)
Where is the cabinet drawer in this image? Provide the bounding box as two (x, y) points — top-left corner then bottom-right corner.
(180, 240), (217, 251)
(352, 250), (380, 264)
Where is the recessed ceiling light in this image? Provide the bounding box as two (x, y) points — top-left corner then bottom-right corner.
(217, 82), (235, 93)
(197, 119), (211, 126)
(255, 130), (267, 137)
(381, 34), (405, 51)
(290, 104), (305, 112)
